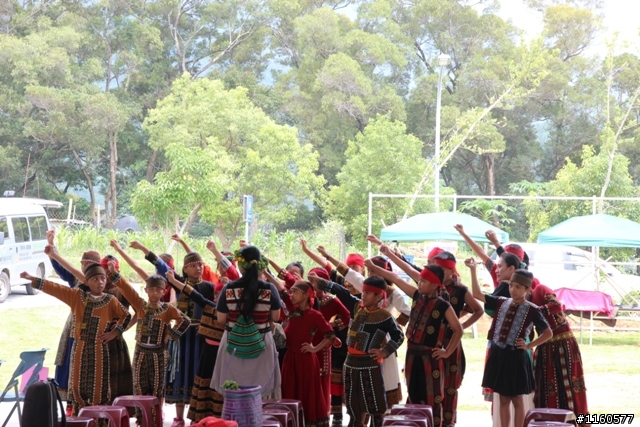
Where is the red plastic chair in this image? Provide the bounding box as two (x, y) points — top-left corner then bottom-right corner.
(263, 399), (304, 427)
(390, 404), (433, 427)
(78, 405), (129, 427)
(524, 408), (576, 426)
(63, 416), (98, 427)
(263, 408), (294, 427)
(382, 415), (429, 427)
(112, 395), (162, 427)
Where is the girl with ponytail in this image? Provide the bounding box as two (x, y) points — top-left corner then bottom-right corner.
(211, 246), (282, 398)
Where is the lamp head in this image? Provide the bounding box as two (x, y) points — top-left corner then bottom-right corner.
(437, 53), (451, 66)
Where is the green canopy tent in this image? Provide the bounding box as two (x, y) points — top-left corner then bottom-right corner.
(537, 213), (640, 247)
(537, 213), (640, 343)
(380, 212), (509, 243)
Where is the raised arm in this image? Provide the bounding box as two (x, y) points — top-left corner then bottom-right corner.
(110, 239), (149, 281)
(464, 258), (485, 302)
(300, 238), (328, 267)
(379, 244), (421, 284)
(130, 241), (170, 277)
(317, 245), (341, 268)
(454, 224), (490, 264)
(172, 234), (194, 254)
(45, 245), (86, 284)
(364, 259), (418, 298)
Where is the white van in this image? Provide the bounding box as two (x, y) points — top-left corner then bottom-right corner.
(481, 243), (640, 301)
(0, 200), (53, 302)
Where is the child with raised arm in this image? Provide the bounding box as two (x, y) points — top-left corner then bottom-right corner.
(104, 254), (190, 419)
(374, 246), (463, 427)
(465, 258), (552, 427)
(21, 248), (131, 415)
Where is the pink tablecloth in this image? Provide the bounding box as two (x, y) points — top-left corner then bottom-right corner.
(555, 287), (617, 318)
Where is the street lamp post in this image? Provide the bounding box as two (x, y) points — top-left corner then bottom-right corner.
(434, 53), (450, 212)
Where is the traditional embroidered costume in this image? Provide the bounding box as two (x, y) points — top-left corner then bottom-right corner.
(529, 284), (588, 416)
(110, 274), (190, 405)
(280, 290), (336, 427)
(30, 276), (131, 415)
(405, 290), (451, 427)
(211, 280), (282, 398)
(482, 295), (550, 397)
(342, 302), (404, 427)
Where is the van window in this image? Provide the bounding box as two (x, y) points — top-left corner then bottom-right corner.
(11, 217), (30, 243)
(0, 217), (7, 243)
(28, 216), (47, 241)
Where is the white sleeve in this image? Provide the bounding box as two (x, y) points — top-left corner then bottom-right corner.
(390, 288), (412, 316)
(344, 268), (365, 291)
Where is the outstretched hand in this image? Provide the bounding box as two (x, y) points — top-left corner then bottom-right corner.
(316, 245), (328, 257)
(129, 241), (144, 251)
(46, 229), (56, 245)
(206, 240), (216, 252)
(238, 239), (248, 248)
(44, 244), (56, 257)
(379, 244), (391, 256)
(464, 258), (477, 269)
(454, 224), (464, 233)
(20, 271), (35, 281)
(110, 239), (122, 251)
(366, 235), (383, 246)
(364, 259), (375, 270)
(300, 238), (308, 250)
(107, 260), (118, 274)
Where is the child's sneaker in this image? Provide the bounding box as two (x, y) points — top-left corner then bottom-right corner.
(171, 417), (186, 427)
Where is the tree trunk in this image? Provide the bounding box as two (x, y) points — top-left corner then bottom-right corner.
(484, 153), (495, 196)
(71, 149), (96, 226)
(146, 150), (159, 182)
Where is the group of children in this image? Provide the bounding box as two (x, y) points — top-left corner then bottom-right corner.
(21, 225), (588, 427)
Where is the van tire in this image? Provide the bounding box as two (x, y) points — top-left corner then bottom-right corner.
(0, 272), (10, 303)
(25, 265), (44, 295)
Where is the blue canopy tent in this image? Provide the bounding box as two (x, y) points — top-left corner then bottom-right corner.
(537, 213), (640, 247)
(380, 212), (509, 243)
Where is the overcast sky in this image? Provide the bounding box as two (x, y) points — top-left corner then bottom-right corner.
(497, 0), (640, 55)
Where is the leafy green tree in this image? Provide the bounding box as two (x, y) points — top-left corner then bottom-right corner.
(134, 74), (324, 247)
(325, 115), (439, 247)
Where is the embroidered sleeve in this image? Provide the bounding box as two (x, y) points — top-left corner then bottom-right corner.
(168, 306), (191, 340)
(532, 306), (550, 334)
(382, 317), (404, 356)
(336, 262), (350, 277)
(277, 269), (296, 289)
(183, 284), (215, 309)
(110, 273), (145, 314)
(32, 278), (78, 307)
(111, 299), (132, 336)
(539, 292), (564, 316)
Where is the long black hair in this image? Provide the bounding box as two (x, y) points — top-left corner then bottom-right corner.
(235, 246), (262, 318)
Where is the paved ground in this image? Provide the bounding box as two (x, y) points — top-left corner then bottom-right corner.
(0, 400), (493, 427)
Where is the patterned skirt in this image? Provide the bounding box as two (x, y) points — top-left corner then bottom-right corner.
(405, 344), (445, 427)
(442, 341), (465, 425)
(187, 342), (224, 422)
(534, 330), (588, 415)
(107, 336), (133, 400)
(344, 354), (387, 417)
(132, 345), (167, 398)
(166, 324), (202, 404)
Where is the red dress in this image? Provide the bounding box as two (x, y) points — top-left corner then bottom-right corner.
(282, 302), (335, 427)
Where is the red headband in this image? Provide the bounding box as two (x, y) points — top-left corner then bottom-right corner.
(428, 247), (444, 259)
(346, 253), (365, 267)
(419, 268), (443, 287)
(100, 257), (119, 272)
(292, 283), (315, 307)
(362, 283), (387, 308)
(505, 245), (525, 262)
(309, 267), (330, 281)
(434, 258), (456, 270)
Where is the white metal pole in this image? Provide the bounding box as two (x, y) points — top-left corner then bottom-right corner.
(434, 64), (445, 212)
(368, 192), (373, 258)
